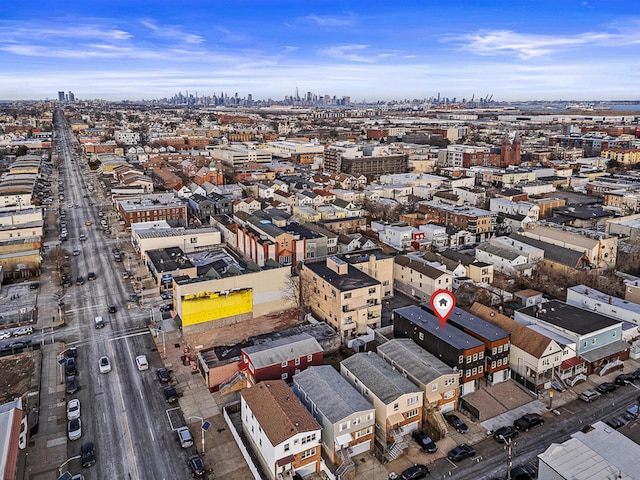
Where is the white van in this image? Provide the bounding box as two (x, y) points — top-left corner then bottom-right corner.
(94, 316), (105, 329)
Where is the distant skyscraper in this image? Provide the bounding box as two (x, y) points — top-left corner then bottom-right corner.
(58, 91), (65, 102)
(68, 91), (75, 102)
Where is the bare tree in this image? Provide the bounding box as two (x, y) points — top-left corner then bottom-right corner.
(282, 267), (320, 321)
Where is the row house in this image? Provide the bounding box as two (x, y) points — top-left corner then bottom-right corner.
(475, 236), (544, 277)
(439, 249), (494, 284)
(240, 333), (324, 386)
(604, 189), (640, 215)
(117, 198), (188, 227)
(332, 199), (362, 218)
(293, 366), (375, 466)
(374, 223), (414, 250)
(393, 254), (452, 302)
(489, 197), (540, 222)
(187, 193), (233, 222)
(416, 201), (496, 244)
(470, 303), (563, 393)
(241, 380), (322, 480)
(423, 305), (510, 385)
(340, 353), (423, 447)
(300, 256), (382, 338)
(567, 284), (640, 335)
(303, 223), (338, 255)
(377, 339), (458, 439)
(393, 305), (485, 396)
(337, 233), (377, 254)
(515, 300), (628, 376)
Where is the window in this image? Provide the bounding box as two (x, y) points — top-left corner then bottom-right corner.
(281, 373), (288, 380)
(281, 361), (288, 368)
(295, 357), (301, 366)
(472, 367), (477, 375)
(478, 365), (483, 374)
(355, 426), (372, 439)
(301, 448), (316, 460)
(465, 369), (471, 377)
(592, 338), (596, 345)
(369, 287), (376, 294)
(504, 343), (509, 351)
(472, 353), (478, 362)
(497, 345), (503, 354)
(492, 347), (497, 355)
(284, 443), (290, 452)
(407, 408), (419, 418)
(491, 361), (496, 369)
(393, 403), (399, 411)
(466, 355), (472, 363)
(613, 331), (617, 337)
(478, 351), (484, 360)
(408, 395), (419, 405)
(444, 390), (455, 400)
(339, 422), (348, 431)
(307, 354), (313, 362)
(419, 332), (424, 341)
(583, 341), (588, 348)
(431, 384), (438, 392)
(458, 355), (464, 364)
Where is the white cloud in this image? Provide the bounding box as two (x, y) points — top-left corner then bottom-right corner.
(303, 14), (354, 27)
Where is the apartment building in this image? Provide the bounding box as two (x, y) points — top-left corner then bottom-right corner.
(416, 201), (496, 243)
(300, 256), (382, 338)
(393, 255), (452, 302)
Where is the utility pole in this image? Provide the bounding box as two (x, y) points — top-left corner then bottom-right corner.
(506, 436), (513, 480)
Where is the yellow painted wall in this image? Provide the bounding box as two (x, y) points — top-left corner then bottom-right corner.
(181, 288), (253, 326)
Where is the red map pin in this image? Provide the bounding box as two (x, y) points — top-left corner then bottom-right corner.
(430, 289), (456, 329)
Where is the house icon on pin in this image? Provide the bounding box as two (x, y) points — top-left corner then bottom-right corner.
(438, 298), (448, 307)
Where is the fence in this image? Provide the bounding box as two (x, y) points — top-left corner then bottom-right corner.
(222, 407), (262, 480)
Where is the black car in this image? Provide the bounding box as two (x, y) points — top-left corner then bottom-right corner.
(108, 305), (117, 313)
(65, 358), (78, 375)
(65, 346), (77, 358)
(447, 443), (476, 462)
(596, 382), (618, 394)
(87, 272), (96, 281)
(412, 430), (437, 453)
(493, 426), (519, 443)
(188, 454), (205, 477)
(5, 341), (29, 351)
(400, 464), (430, 479)
(29, 282), (39, 290)
(163, 385), (179, 403)
(76, 276), (85, 286)
(606, 416), (627, 429)
(66, 375), (78, 395)
(159, 304), (172, 312)
(511, 464), (537, 480)
(157, 368), (171, 383)
(444, 413), (469, 433)
(514, 413), (544, 432)
(81, 441), (96, 467)
(632, 369), (640, 381)
(615, 374), (635, 386)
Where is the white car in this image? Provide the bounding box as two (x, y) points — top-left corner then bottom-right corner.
(13, 326), (34, 337)
(135, 355), (148, 371)
(67, 418), (82, 441)
(0, 331), (11, 340)
(66, 399), (80, 420)
(99, 356), (111, 374)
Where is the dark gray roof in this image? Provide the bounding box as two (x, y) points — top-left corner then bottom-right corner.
(518, 300), (621, 335)
(341, 353), (422, 404)
(146, 247), (194, 272)
(394, 305), (484, 350)
(421, 305), (509, 341)
(242, 333), (323, 369)
(293, 366), (374, 423)
(377, 339), (456, 384)
(304, 260), (380, 292)
(508, 232), (584, 267)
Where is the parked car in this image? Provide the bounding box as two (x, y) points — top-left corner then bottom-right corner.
(159, 304), (172, 312)
(68, 418), (82, 441)
(12, 326), (34, 337)
(66, 358), (78, 376)
(72, 249), (80, 256)
(188, 454), (205, 477)
(579, 390), (601, 403)
(615, 374), (635, 386)
(447, 443), (476, 462)
(135, 355), (148, 371)
(511, 464), (537, 480)
(163, 385), (179, 403)
(444, 413), (469, 433)
(514, 413), (544, 432)
(87, 272), (96, 281)
(412, 430), (437, 453)
(66, 399), (81, 420)
(632, 369), (640, 381)
(108, 305), (117, 313)
(29, 282), (39, 290)
(400, 464), (430, 479)
(157, 367), (171, 383)
(176, 426), (193, 448)
(623, 405), (639, 422)
(0, 331), (11, 340)
(596, 382), (618, 394)
(99, 356), (111, 374)
(65, 346), (77, 358)
(493, 426), (519, 443)
(606, 416), (627, 429)
(66, 375), (78, 395)
(76, 276), (85, 286)
(81, 441), (96, 467)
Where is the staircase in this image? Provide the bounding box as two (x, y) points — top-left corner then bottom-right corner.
(219, 370), (246, 395)
(568, 373), (587, 387)
(430, 409), (449, 437)
(385, 429), (408, 462)
(553, 372), (568, 390)
(335, 447), (355, 480)
(600, 359), (623, 376)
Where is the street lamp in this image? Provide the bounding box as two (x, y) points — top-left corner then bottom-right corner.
(186, 416), (211, 455)
(498, 435), (513, 480)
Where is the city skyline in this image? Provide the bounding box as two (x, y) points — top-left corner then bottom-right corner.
(1, 1), (640, 102)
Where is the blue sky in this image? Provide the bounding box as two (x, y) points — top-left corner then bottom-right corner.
(1, 1), (639, 102)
